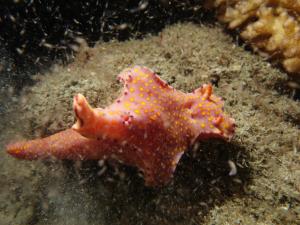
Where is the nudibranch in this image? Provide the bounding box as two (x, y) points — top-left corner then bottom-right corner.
(7, 66), (235, 186)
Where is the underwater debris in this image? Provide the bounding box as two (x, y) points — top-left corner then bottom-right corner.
(6, 66), (235, 186)
(228, 160), (237, 176)
(210, 0), (300, 79)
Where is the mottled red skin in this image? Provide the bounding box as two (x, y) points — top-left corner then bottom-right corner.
(7, 66), (235, 186)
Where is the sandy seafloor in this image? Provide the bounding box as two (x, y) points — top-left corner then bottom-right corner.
(0, 22), (300, 225)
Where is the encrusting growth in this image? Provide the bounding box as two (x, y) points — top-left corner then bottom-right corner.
(209, 0), (300, 78)
(7, 66), (235, 186)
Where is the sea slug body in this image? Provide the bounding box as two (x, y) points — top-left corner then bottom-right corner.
(7, 66), (235, 186)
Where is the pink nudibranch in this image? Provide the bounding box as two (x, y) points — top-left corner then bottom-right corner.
(7, 66), (235, 186)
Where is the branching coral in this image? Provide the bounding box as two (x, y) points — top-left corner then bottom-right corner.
(210, 0), (300, 78)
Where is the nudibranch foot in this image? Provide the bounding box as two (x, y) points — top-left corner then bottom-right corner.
(6, 129), (113, 160)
